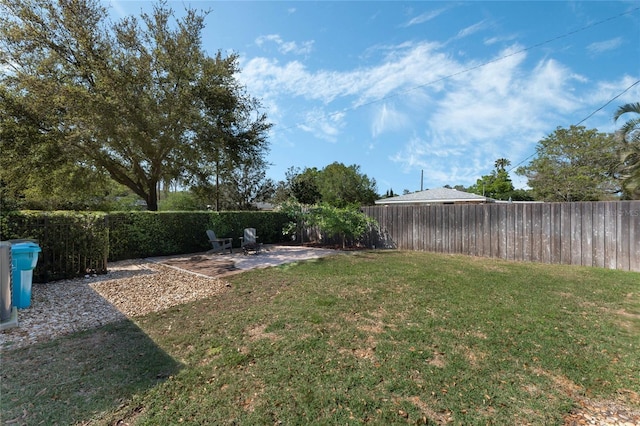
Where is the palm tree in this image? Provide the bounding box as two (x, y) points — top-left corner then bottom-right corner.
(494, 158), (511, 172)
(614, 102), (640, 143)
(614, 102), (640, 199)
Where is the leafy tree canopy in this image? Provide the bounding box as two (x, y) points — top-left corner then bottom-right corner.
(290, 167), (322, 206)
(0, 0), (270, 211)
(516, 126), (621, 202)
(467, 158), (533, 201)
(317, 162), (378, 207)
(284, 163), (378, 207)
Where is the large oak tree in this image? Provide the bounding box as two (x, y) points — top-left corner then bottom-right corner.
(0, 0), (270, 210)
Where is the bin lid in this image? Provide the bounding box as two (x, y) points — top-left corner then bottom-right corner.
(11, 242), (42, 254)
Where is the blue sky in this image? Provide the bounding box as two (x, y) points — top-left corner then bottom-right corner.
(108, 1), (640, 194)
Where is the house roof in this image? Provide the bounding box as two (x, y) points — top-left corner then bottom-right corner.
(375, 187), (494, 205)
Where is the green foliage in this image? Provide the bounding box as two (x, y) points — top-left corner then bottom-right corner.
(207, 211), (290, 248)
(317, 162), (378, 207)
(614, 102), (640, 144)
(108, 211), (289, 261)
(279, 200), (378, 247)
(516, 126), (621, 201)
(467, 158), (533, 201)
(1, 210), (289, 280)
(290, 167), (322, 205)
(382, 188), (396, 198)
(467, 169), (514, 200)
(0, 0), (271, 211)
(1, 211), (109, 281)
(614, 102), (640, 199)
(279, 200), (311, 243)
(286, 162), (378, 207)
(158, 191), (205, 211)
(310, 204), (378, 248)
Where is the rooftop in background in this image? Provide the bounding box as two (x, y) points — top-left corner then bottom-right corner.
(375, 187), (495, 205)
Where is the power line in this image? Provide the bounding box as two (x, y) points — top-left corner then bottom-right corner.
(278, 6), (640, 133)
(507, 78), (640, 174)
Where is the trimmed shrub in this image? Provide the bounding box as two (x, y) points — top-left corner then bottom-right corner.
(1, 210), (290, 281)
(1, 211), (109, 282)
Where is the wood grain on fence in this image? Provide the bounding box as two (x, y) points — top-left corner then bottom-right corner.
(362, 201), (640, 272)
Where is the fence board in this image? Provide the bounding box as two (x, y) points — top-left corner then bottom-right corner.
(616, 202), (630, 271)
(363, 200), (639, 272)
(570, 203), (582, 265)
(631, 205), (640, 272)
(593, 203), (605, 268)
(604, 202), (617, 269)
(581, 203), (593, 267)
(548, 203), (561, 264)
(453, 205), (464, 253)
(531, 204), (543, 263)
(489, 205), (499, 258)
(560, 204), (572, 265)
(539, 203), (550, 263)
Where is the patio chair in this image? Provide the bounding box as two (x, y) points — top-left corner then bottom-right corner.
(206, 230), (232, 254)
(239, 227), (262, 255)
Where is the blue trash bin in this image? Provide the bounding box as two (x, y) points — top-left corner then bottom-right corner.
(11, 242), (41, 309)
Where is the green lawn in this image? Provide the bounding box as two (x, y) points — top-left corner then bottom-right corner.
(2, 251), (639, 425)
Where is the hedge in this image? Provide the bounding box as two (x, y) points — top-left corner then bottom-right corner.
(0, 211), (289, 282)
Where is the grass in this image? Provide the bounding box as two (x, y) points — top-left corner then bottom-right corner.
(2, 251), (639, 425)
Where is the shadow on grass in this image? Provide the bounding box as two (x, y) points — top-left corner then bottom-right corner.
(0, 319), (181, 425)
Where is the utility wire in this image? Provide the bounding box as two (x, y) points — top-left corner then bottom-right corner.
(507, 78), (640, 173)
(278, 6), (640, 133)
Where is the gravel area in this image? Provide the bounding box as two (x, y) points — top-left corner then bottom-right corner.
(0, 245), (339, 351)
(0, 259), (227, 351)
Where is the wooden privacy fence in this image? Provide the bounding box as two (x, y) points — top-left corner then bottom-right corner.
(362, 201), (640, 272)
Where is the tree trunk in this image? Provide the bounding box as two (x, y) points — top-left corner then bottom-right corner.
(146, 182), (158, 211)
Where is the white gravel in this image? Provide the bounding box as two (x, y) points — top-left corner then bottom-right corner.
(0, 246), (339, 351)
(0, 259), (227, 351)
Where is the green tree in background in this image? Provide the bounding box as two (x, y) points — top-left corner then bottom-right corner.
(284, 163), (378, 207)
(290, 167), (322, 205)
(317, 162), (378, 207)
(0, 0), (270, 211)
(467, 158), (532, 201)
(516, 126), (621, 201)
(614, 102), (640, 199)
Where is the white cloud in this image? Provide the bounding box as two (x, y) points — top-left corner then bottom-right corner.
(255, 34), (314, 56)
(371, 104), (409, 138)
(242, 41), (455, 107)
(297, 109), (346, 143)
(240, 41), (459, 141)
(484, 34), (519, 45)
(387, 45), (593, 187)
(241, 37), (622, 186)
(455, 20), (490, 40)
(402, 7), (449, 27)
(587, 37), (623, 55)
